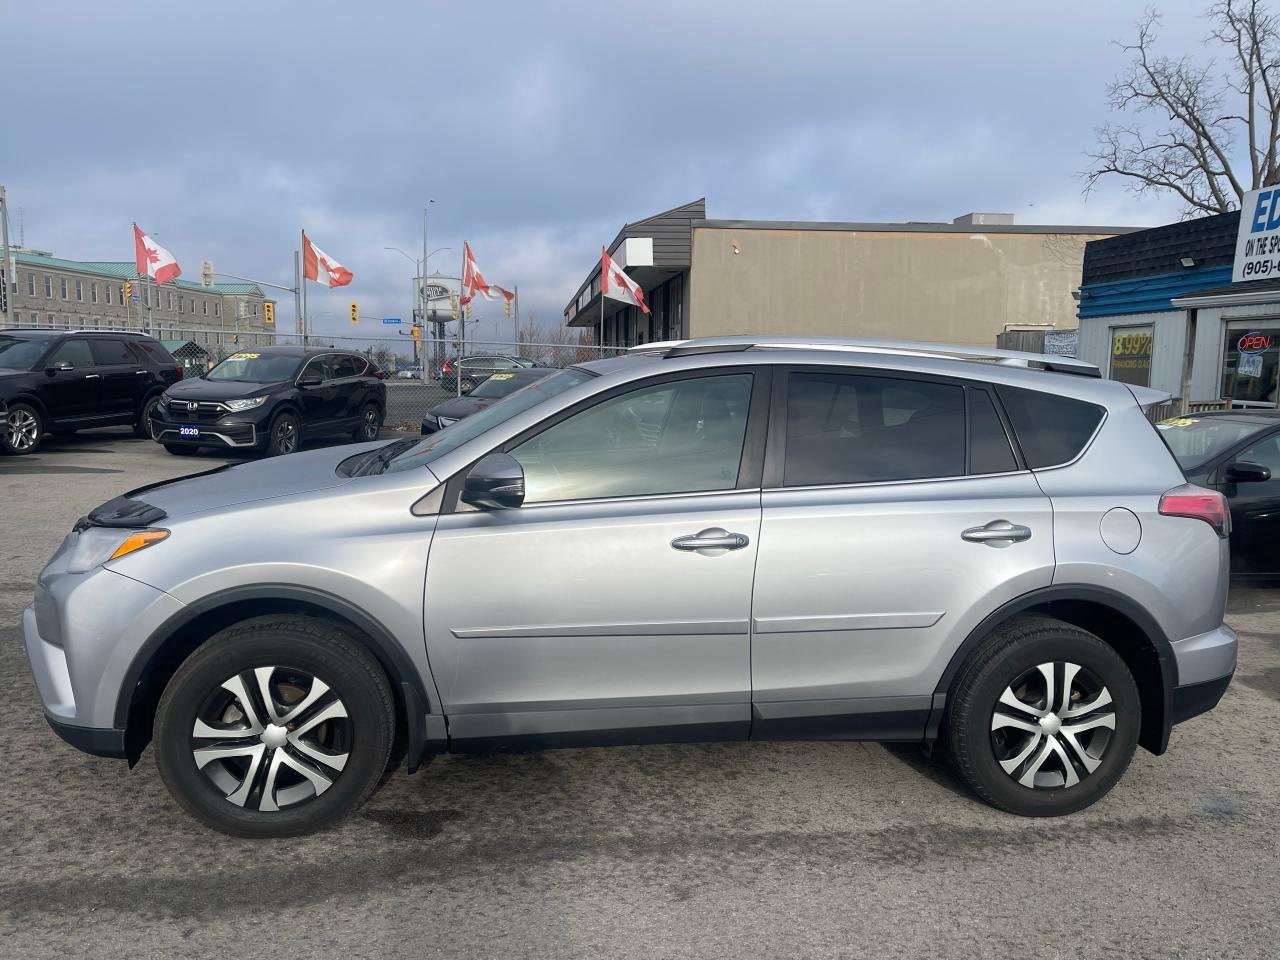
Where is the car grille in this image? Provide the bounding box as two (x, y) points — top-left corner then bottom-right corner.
(167, 399), (229, 422)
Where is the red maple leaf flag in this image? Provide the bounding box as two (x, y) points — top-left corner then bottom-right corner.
(302, 232), (354, 288)
(132, 224), (181, 285)
(601, 246), (649, 314)
(460, 242), (514, 305)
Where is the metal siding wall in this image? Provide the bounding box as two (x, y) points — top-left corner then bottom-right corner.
(1190, 307), (1225, 401)
(1076, 316), (1110, 369)
(1151, 312), (1187, 395)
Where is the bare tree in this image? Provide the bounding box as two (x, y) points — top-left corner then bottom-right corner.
(1085, 1), (1280, 216)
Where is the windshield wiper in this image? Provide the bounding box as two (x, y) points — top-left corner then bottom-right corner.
(359, 437), (419, 476)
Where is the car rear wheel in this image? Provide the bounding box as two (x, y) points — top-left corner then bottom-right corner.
(266, 411), (299, 456)
(944, 615), (1140, 817)
(154, 616), (395, 838)
(3, 402), (43, 455)
(352, 403), (381, 442)
(135, 394), (162, 439)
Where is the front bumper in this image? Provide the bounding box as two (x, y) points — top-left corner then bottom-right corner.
(151, 404), (264, 448)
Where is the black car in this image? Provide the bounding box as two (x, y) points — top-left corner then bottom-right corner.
(150, 346), (386, 457)
(438, 354), (536, 393)
(0, 329), (184, 455)
(1158, 410), (1280, 575)
(421, 366), (554, 433)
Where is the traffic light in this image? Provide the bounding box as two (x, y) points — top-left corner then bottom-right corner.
(450, 291), (459, 320)
(350, 302), (359, 324)
(411, 324), (421, 341)
(263, 301), (275, 326)
(123, 280), (133, 300)
(231, 334), (239, 344)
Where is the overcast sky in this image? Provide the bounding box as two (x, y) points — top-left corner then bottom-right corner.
(2, 1), (1211, 341)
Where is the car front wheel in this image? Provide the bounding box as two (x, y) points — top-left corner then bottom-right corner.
(3, 402), (43, 455)
(135, 394), (162, 439)
(154, 616), (395, 837)
(353, 403), (381, 442)
(265, 411), (299, 456)
(944, 615), (1140, 817)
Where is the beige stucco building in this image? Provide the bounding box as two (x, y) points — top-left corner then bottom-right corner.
(564, 200), (1136, 347)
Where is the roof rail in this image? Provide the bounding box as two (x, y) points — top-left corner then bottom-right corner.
(627, 336), (1100, 377)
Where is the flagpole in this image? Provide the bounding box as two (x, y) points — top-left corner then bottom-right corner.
(513, 284), (520, 349)
(599, 253), (605, 352)
(300, 230), (309, 347)
(293, 250), (302, 345)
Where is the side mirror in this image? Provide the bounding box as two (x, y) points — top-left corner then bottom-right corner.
(461, 453), (525, 510)
(48, 361), (75, 375)
(297, 373), (324, 388)
(1225, 460), (1271, 483)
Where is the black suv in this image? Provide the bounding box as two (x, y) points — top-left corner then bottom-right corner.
(149, 345), (386, 457)
(438, 354), (536, 393)
(0, 329), (184, 455)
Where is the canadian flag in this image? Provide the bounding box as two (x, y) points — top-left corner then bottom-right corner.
(460, 242), (514, 305)
(601, 247), (649, 314)
(133, 225), (181, 285)
(302, 232), (354, 288)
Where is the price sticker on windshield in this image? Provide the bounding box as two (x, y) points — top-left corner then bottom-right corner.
(489, 373), (514, 380)
(1157, 418), (1199, 429)
(228, 352), (260, 360)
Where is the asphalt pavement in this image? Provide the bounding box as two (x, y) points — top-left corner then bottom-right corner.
(1, 429), (1278, 959)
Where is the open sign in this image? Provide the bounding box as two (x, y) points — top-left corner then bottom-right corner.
(1237, 332), (1274, 354)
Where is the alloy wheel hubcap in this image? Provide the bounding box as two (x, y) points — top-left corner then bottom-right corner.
(363, 410), (378, 438)
(191, 666), (350, 813)
(990, 661), (1115, 789)
(276, 420), (296, 453)
(6, 410), (38, 450)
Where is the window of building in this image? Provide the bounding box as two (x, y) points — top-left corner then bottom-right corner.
(26, 272), (34, 296)
(168, 291), (173, 309)
(60, 278), (68, 299)
(995, 385), (1105, 469)
(202, 299), (208, 316)
(512, 373), (754, 503)
(44, 275), (52, 298)
(30, 312), (39, 326)
(1109, 326), (1153, 387)
(179, 297), (184, 314)
(670, 274), (684, 340)
(91, 283), (99, 304)
(1221, 323), (1280, 407)
(74, 279), (83, 301)
(215, 302), (220, 317)
(783, 373), (966, 486)
(143, 288), (150, 307)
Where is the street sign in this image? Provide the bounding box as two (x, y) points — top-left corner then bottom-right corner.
(1235, 187), (1280, 281)
(382, 317), (402, 324)
(131, 294), (141, 302)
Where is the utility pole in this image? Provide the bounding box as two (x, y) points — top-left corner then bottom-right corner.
(0, 185), (12, 327)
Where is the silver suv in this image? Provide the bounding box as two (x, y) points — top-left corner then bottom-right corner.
(22, 337), (1237, 836)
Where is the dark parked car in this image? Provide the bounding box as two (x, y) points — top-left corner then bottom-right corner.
(0, 329), (184, 455)
(438, 354), (536, 393)
(150, 346), (385, 457)
(421, 366), (553, 433)
(1158, 410), (1280, 575)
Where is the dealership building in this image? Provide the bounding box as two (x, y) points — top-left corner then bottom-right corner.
(1076, 209), (1280, 408)
(563, 198), (1135, 348)
(2, 247), (276, 349)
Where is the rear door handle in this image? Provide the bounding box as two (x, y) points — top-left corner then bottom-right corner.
(84, 374), (101, 379)
(962, 520), (1031, 546)
(671, 528), (750, 552)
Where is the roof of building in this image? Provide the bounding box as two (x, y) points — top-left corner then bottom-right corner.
(9, 249), (265, 296)
(1081, 211), (1240, 286)
(700, 219), (1139, 236)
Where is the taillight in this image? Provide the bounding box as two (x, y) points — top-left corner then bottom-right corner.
(175, 365), (184, 380)
(1159, 484), (1230, 537)
(442, 360), (452, 373)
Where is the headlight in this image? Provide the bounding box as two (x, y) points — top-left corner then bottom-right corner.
(67, 528), (169, 573)
(225, 396), (268, 412)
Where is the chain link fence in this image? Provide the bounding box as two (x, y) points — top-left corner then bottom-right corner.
(1, 318), (625, 434)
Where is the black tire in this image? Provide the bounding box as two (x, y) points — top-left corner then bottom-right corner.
(163, 443), (198, 456)
(265, 410), (300, 456)
(154, 615), (395, 838)
(135, 394), (162, 439)
(352, 403), (382, 442)
(3, 401), (43, 455)
(944, 615), (1140, 817)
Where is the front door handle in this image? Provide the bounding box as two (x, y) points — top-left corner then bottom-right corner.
(84, 374), (101, 379)
(671, 528), (750, 552)
(962, 520), (1031, 546)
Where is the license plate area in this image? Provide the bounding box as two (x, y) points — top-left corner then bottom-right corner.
(178, 425), (200, 438)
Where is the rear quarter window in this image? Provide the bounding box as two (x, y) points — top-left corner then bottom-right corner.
(995, 385), (1105, 469)
(132, 339), (177, 365)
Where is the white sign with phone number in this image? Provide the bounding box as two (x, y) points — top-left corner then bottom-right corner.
(1233, 187), (1280, 281)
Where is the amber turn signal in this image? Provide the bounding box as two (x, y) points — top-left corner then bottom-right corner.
(108, 530), (170, 561)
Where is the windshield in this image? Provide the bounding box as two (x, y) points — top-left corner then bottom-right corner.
(206, 351), (302, 383)
(0, 335), (53, 369)
(470, 372), (546, 400)
(1156, 416), (1265, 472)
(378, 366), (595, 474)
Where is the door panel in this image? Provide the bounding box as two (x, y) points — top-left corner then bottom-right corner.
(38, 339), (100, 420)
(752, 474), (1054, 710)
(90, 338), (146, 418)
(1224, 433), (1280, 575)
(296, 356), (339, 434)
(425, 492), (760, 741)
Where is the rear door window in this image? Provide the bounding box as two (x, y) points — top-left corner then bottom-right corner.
(89, 338), (135, 365)
(968, 388), (1018, 474)
(783, 372), (965, 486)
(131, 339), (177, 366)
(995, 385), (1105, 469)
(333, 355), (363, 378)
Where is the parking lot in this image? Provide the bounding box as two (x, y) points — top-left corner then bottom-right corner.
(1, 430), (1278, 959)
